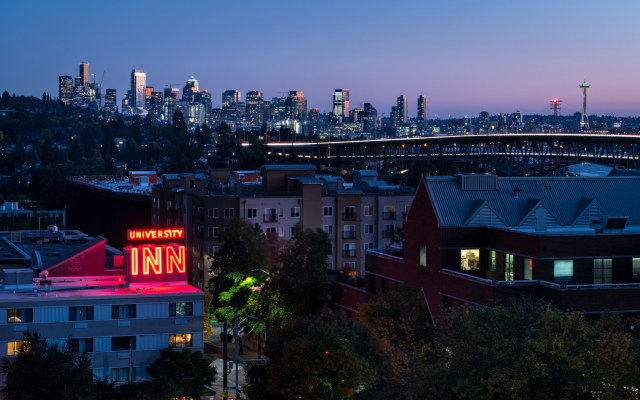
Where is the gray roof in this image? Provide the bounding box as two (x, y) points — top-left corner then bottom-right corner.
(426, 176), (640, 227)
(336, 190), (363, 194)
(162, 173), (207, 180)
(354, 170), (378, 176)
(261, 164), (317, 171)
(295, 177), (323, 184)
(317, 176), (340, 182)
(359, 181), (390, 188)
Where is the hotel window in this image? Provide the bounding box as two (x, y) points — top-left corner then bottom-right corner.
(111, 367), (136, 382)
(524, 258), (533, 280)
(247, 208), (257, 219)
(7, 341), (23, 356)
(489, 251), (496, 272)
(364, 206), (374, 216)
(594, 259), (613, 284)
(278, 226), (284, 237)
(460, 249), (480, 270)
(112, 305), (136, 319)
(634, 258), (640, 279)
(278, 208), (284, 217)
(323, 225), (333, 235)
(291, 207), (300, 218)
(224, 208), (234, 219)
(170, 333), (193, 348)
(364, 243), (374, 251)
(419, 246), (427, 266)
(7, 308), (33, 323)
(364, 224), (374, 234)
(209, 208), (219, 219)
(70, 338), (93, 353)
(111, 336), (136, 351)
(169, 302), (193, 317)
(69, 306), (94, 321)
(554, 260), (574, 282)
(323, 207), (333, 216)
(505, 254), (514, 281)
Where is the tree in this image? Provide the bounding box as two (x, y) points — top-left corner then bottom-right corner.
(251, 225), (331, 327)
(2, 91), (11, 110)
(244, 311), (386, 400)
(146, 347), (216, 399)
(1, 330), (94, 400)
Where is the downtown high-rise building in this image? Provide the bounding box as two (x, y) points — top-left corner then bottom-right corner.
(246, 91), (264, 126)
(479, 111), (490, 131)
(307, 108), (319, 122)
(333, 89), (349, 119)
(104, 89), (118, 114)
(79, 62), (89, 87)
(222, 90), (241, 120)
(145, 86), (154, 110)
(417, 95), (428, 131)
(183, 77), (199, 103)
(390, 106), (398, 128)
(286, 91), (307, 120)
(397, 95), (408, 124)
(361, 103), (378, 132)
(163, 87), (180, 123)
(149, 91), (163, 119)
(58, 76), (73, 105)
(131, 69), (146, 109)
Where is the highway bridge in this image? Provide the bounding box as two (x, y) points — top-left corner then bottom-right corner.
(248, 133), (640, 175)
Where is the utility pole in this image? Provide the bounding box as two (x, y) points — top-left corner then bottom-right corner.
(222, 321), (228, 400)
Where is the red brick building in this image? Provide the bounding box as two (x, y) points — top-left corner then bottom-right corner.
(334, 174), (640, 321)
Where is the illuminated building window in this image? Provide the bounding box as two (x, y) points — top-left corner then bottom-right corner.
(278, 226), (284, 237)
(169, 302), (193, 317)
(594, 259), (612, 284)
(7, 308), (33, 323)
(489, 251), (496, 272)
(7, 341), (23, 356)
(170, 333), (193, 348)
(419, 246), (427, 266)
(461, 249), (480, 271)
(554, 260), (573, 282)
(524, 258), (533, 280)
(633, 258), (640, 279)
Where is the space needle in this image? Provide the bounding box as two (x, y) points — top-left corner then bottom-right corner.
(579, 79), (590, 129)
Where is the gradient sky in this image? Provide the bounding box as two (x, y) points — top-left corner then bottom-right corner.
(2, 0), (639, 117)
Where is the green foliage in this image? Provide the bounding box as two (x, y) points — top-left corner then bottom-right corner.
(145, 347), (216, 399)
(1, 330), (94, 400)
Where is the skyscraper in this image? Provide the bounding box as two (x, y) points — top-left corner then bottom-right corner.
(333, 89), (349, 119)
(390, 106), (398, 128)
(307, 108), (319, 122)
(397, 95), (408, 124)
(417, 95), (428, 131)
(479, 111), (490, 131)
(79, 62), (89, 87)
(183, 77), (199, 103)
(361, 103), (378, 132)
(58, 76), (73, 105)
(145, 86), (154, 110)
(104, 89), (118, 114)
(287, 91), (307, 120)
(131, 69), (146, 109)
(149, 91), (163, 119)
(163, 87), (180, 123)
(246, 91), (264, 126)
(222, 90), (241, 120)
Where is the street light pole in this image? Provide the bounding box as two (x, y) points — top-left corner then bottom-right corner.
(222, 321), (228, 400)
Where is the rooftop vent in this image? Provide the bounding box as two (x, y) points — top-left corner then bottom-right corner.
(3, 269), (33, 290)
(589, 216), (629, 233)
(458, 174), (498, 191)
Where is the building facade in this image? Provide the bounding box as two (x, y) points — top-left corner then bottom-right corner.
(79, 62), (89, 87)
(58, 76), (74, 106)
(246, 91), (264, 127)
(397, 95), (408, 125)
(333, 89), (350, 119)
(104, 89), (118, 114)
(131, 70), (146, 109)
(417, 95), (428, 131)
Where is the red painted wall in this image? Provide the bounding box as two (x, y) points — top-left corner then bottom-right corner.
(47, 239), (118, 277)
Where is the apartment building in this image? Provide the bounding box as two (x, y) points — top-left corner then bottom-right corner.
(334, 174), (640, 322)
(151, 167), (415, 289)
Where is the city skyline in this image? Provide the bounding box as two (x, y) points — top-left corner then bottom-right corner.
(3, 0), (640, 117)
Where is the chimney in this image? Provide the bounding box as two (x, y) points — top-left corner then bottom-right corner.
(235, 181), (242, 195)
(337, 178), (344, 191)
(229, 173), (235, 187)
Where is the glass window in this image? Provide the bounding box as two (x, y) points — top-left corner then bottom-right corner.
(290, 226), (296, 236)
(69, 306), (94, 321)
(505, 254), (514, 281)
(369, 274), (377, 294)
(554, 260), (574, 282)
(634, 258), (640, 279)
(291, 207), (300, 217)
(169, 333), (193, 348)
(489, 251), (496, 272)
(278, 226), (284, 237)
(224, 208), (234, 219)
(461, 249), (480, 270)
(594, 259), (613, 284)
(323, 207), (332, 216)
(70, 338), (94, 353)
(112, 305), (136, 319)
(524, 258), (533, 280)
(7, 309), (33, 323)
(364, 206), (374, 216)
(111, 336), (136, 351)
(169, 302), (193, 317)
(364, 224), (374, 234)
(419, 246), (427, 266)
(364, 243), (374, 250)
(323, 225), (332, 235)
(111, 367), (136, 382)
(247, 209), (257, 219)
(7, 341), (23, 356)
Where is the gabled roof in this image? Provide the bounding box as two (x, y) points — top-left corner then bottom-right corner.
(261, 164), (317, 171)
(463, 199), (507, 227)
(517, 199), (561, 227)
(295, 177), (323, 184)
(354, 170), (378, 176)
(572, 198), (607, 225)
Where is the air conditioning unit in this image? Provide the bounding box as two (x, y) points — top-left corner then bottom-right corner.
(589, 216), (629, 233)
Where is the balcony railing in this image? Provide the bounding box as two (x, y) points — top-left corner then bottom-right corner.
(343, 250), (356, 258)
(263, 214), (278, 222)
(382, 212), (396, 220)
(343, 212), (356, 221)
(382, 229), (395, 238)
(343, 231), (356, 239)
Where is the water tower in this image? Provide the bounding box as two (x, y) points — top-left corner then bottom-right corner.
(579, 79), (590, 129)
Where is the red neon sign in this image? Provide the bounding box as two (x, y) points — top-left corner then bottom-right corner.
(127, 229), (184, 241)
(124, 243), (187, 287)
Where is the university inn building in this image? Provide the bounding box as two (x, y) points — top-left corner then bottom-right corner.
(334, 174), (640, 320)
(0, 228), (203, 385)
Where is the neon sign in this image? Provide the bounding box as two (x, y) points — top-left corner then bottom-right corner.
(127, 229), (184, 241)
(124, 243), (187, 287)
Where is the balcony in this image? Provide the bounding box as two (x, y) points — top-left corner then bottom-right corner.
(382, 229), (395, 238)
(263, 214), (278, 222)
(343, 231), (356, 239)
(382, 212), (396, 220)
(342, 249), (356, 258)
(343, 212), (356, 221)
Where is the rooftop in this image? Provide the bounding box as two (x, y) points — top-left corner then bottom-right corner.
(260, 164), (317, 171)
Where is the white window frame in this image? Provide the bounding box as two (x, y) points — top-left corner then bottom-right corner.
(323, 207), (333, 217)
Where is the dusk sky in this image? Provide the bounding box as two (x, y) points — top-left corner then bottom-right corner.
(3, 0), (639, 117)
